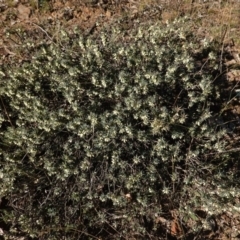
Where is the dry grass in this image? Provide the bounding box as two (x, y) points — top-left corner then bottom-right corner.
(134, 0), (240, 46)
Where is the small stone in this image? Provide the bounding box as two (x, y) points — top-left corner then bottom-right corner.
(17, 4), (31, 20)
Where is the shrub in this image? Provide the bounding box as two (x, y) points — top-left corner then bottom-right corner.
(0, 17), (238, 239)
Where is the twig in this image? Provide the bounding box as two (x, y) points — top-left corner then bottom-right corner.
(0, 96), (13, 127)
(173, 89), (183, 107)
(29, 22), (55, 44)
(219, 25), (228, 74)
(206, 147), (240, 155)
(3, 46), (16, 55)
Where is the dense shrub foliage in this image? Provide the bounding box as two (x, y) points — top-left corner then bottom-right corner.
(0, 17), (239, 239)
